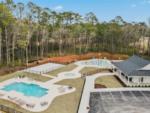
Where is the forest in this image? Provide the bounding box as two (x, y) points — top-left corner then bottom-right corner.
(0, 0), (150, 67)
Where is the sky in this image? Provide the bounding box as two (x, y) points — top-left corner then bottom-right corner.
(1, 0), (150, 23)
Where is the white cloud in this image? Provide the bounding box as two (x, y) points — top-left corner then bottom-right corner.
(54, 5), (63, 11)
(131, 4), (137, 8)
(141, 0), (150, 4)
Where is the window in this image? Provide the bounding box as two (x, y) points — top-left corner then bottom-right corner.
(121, 72), (125, 76)
(129, 77), (132, 82)
(141, 77), (144, 83)
(114, 68), (117, 72)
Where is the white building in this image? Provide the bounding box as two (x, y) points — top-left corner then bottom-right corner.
(112, 55), (150, 87)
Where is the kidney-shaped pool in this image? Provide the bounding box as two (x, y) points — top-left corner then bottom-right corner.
(1, 82), (48, 97)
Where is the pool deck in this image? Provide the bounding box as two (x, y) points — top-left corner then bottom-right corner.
(0, 59), (115, 112)
(0, 61), (86, 112)
(0, 77), (75, 112)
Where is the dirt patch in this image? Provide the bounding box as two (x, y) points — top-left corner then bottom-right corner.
(49, 55), (79, 64)
(95, 84), (107, 88)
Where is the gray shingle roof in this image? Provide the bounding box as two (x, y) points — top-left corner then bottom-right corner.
(130, 70), (150, 76)
(112, 55), (150, 76)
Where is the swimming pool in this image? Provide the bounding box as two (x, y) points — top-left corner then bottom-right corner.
(1, 82), (48, 97)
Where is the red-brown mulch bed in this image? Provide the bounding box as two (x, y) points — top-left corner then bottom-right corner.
(95, 84), (107, 88)
(49, 52), (128, 64)
(49, 55), (79, 64)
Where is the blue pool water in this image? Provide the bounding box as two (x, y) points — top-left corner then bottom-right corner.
(2, 82), (48, 97)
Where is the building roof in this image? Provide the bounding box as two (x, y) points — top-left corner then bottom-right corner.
(112, 55), (150, 76)
(140, 64), (150, 70)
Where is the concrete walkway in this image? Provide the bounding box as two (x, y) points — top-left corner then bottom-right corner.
(78, 72), (115, 113)
(41, 74), (56, 79)
(44, 66), (84, 85)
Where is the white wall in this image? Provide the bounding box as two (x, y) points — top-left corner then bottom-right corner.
(142, 76), (150, 83)
(131, 76), (150, 84)
(113, 66), (150, 85)
(131, 76), (139, 83)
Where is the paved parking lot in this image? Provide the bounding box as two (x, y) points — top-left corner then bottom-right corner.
(89, 90), (150, 113)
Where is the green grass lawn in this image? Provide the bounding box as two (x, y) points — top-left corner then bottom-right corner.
(47, 64), (77, 76)
(79, 67), (109, 75)
(95, 76), (123, 88)
(79, 67), (100, 75)
(0, 78), (84, 113)
(42, 78), (84, 113)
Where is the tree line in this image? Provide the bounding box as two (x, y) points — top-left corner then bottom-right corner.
(0, 0), (150, 67)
